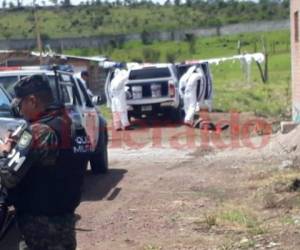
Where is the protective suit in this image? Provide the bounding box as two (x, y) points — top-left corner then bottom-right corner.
(179, 65), (196, 97)
(110, 69), (130, 130)
(183, 67), (206, 125)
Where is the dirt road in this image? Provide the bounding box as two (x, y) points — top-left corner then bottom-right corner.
(2, 117), (300, 250)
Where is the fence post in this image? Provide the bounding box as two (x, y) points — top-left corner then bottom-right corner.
(237, 40), (241, 55)
(255, 37), (269, 84)
(253, 41), (257, 53)
(263, 37), (268, 83)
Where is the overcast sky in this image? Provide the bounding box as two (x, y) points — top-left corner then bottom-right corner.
(0, 0), (259, 7)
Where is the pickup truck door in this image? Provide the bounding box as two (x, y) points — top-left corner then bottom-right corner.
(104, 69), (115, 108)
(74, 78), (99, 152)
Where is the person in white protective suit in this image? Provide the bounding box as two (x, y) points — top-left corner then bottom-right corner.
(180, 66), (206, 126)
(110, 69), (132, 131)
(179, 65), (196, 97)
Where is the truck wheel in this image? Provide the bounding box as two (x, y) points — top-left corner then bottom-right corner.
(90, 129), (108, 174)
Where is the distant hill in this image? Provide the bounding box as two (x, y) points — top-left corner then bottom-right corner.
(0, 0), (290, 40)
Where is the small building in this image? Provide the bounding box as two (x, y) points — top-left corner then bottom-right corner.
(46, 54), (108, 100)
(0, 50), (108, 100)
(291, 0), (300, 122)
(0, 50), (39, 66)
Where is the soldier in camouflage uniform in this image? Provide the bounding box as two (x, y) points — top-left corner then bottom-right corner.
(0, 74), (87, 250)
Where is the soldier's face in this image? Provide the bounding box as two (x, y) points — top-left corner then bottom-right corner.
(17, 95), (40, 121)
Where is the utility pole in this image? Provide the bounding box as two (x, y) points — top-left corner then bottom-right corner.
(237, 40), (241, 55)
(33, 6), (43, 65)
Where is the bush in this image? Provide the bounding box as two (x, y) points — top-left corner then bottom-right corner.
(165, 50), (177, 63)
(40, 33), (51, 44)
(142, 48), (160, 62)
(130, 57), (143, 63)
(185, 33), (196, 54)
(141, 30), (153, 45)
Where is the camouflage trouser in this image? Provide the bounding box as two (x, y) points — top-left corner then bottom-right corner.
(17, 213), (76, 250)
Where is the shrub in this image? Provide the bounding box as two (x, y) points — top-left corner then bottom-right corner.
(141, 29), (152, 45)
(142, 48), (160, 62)
(185, 33), (196, 54)
(165, 50), (177, 63)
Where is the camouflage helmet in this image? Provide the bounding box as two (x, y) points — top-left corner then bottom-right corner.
(14, 74), (52, 98)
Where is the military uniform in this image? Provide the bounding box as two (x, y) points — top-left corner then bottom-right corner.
(0, 74), (88, 250)
(18, 214), (76, 250)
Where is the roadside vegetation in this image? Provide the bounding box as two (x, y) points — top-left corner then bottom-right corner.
(0, 1), (291, 120)
(188, 164), (300, 249)
(0, 0), (289, 39)
(94, 29), (291, 121)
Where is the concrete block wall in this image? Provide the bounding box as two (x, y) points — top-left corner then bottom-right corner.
(291, 0), (300, 122)
(0, 20), (290, 51)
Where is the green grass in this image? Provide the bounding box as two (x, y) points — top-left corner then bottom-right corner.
(98, 104), (112, 122)
(89, 30), (291, 119)
(0, 3), (288, 39)
(220, 208), (266, 235)
(212, 53), (291, 117)
(143, 245), (162, 250)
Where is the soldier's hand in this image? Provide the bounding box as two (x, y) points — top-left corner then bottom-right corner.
(0, 135), (16, 154)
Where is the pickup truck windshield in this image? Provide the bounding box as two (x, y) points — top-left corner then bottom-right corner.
(0, 74), (73, 106)
(0, 76), (18, 93)
(0, 88), (10, 111)
(129, 67), (171, 80)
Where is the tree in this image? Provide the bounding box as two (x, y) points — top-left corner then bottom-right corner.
(124, 0), (133, 6)
(174, 0), (181, 6)
(185, 33), (196, 54)
(164, 0), (171, 6)
(185, 0), (192, 7)
(282, 0), (289, 8)
(16, 0), (23, 8)
(115, 0), (121, 6)
(8, 1), (15, 8)
(95, 0), (102, 5)
(141, 30), (153, 45)
(40, 33), (51, 45)
(2, 0), (7, 8)
(62, 0), (71, 6)
(49, 0), (59, 6)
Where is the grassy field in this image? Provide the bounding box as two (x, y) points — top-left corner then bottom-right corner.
(0, 6), (237, 39)
(0, 2), (288, 40)
(86, 30), (291, 121)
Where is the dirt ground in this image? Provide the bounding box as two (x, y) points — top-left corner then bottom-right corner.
(2, 113), (300, 250)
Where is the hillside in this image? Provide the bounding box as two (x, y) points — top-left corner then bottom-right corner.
(0, 1), (289, 40)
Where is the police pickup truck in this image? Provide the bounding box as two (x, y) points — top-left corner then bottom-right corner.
(0, 67), (108, 175)
(105, 63), (183, 121)
(0, 85), (19, 240)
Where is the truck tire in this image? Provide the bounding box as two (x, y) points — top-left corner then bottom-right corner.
(90, 129), (108, 175)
